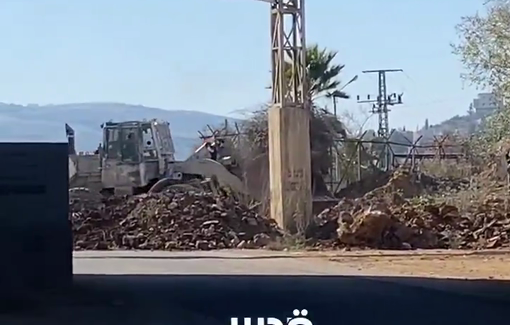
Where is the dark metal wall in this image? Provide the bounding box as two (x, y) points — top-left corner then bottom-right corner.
(0, 143), (71, 298)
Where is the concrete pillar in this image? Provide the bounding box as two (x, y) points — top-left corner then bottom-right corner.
(268, 105), (313, 233)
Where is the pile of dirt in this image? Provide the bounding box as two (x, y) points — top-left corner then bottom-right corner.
(312, 170), (510, 250)
(69, 188), (104, 211)
(335, 168), (469, 200)
(335, 168), (391, 199)
(70, 189), (281, 250)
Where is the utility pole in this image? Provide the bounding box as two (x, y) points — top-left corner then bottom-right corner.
(328, 74), (357, 189)
(357, 69), (403, 170)
(332, 96), (338, 116)
(267, 0), (312, 232)
(329, 74), (358, 117)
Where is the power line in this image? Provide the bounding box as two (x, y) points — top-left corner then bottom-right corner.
(356, 69), (404, 170)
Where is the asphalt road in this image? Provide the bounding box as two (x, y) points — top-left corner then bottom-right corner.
(2, 250), (510, 325)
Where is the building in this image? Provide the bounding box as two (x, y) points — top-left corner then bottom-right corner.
(472, 92), (502, 115)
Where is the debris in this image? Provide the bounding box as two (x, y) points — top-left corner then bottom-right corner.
(70, 167), (510, 251)
(313, 169), (510, 250)
(71, 189), (281, 250)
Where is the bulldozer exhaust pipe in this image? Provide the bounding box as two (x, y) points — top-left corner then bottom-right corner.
(65, 123), (76, 155)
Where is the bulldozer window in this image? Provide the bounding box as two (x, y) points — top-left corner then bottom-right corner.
(105, 128), (121, 159)
(120, 128), (140, 162)
(142, 127), (157, 159)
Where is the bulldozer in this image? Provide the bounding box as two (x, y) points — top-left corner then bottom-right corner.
(67, 118), (339, 215)
(67, 119), (248, 198)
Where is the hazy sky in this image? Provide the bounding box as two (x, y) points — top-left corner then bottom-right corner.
(0, 0), (485, 130)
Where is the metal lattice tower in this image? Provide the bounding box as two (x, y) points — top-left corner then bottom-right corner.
(357, 69), (403, 170)
(361, 69), (402, 138)
(270, 0), (307, 108)
(376, 71), (389, 138)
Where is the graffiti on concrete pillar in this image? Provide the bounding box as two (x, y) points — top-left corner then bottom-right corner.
(285, 168), (304, 191)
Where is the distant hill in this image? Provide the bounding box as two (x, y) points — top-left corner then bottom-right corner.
(416, 110), (491, 143)
(0, 102), (238, 159)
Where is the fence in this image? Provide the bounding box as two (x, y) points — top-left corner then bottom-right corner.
(195, 120), (473, 195)
(327, 132), (468, 194)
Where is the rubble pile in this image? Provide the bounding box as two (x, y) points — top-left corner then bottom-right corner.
(69, 166), (510, 251)
(71, 189), (281, 250)
(335, 169), (391, 199)
(69, 187), (104, 211)
(362, 169), (471, 200)
(313, 169), (510, 250)
(336, 168), (471, 201)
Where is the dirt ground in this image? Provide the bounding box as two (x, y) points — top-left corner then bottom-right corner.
(325, 250), (510, 279)
(74, 249), (510, 279)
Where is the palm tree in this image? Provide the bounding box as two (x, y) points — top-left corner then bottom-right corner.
(283, 44), (349, 101)
(306, 44), (349, 101)
(285, 45), (351, 137)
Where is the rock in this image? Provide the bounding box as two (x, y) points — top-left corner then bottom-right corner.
(236, 240), (248, 249)
(253, 233), (271, 247)
(401, 242), (412, 250)
(337, 209), (403, 248)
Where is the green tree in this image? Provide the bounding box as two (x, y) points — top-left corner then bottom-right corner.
(452, 0), (510, 97)
(452, 0), (510, 159)
(304, 44), (349, 100)
(282, 44), (350, 102)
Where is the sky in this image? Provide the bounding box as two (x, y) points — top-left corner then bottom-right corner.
(0, 0), (487, 131)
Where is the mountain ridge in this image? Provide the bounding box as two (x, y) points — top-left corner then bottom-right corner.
(0, 101), (486, 160)
(0, 102), (238, 159)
